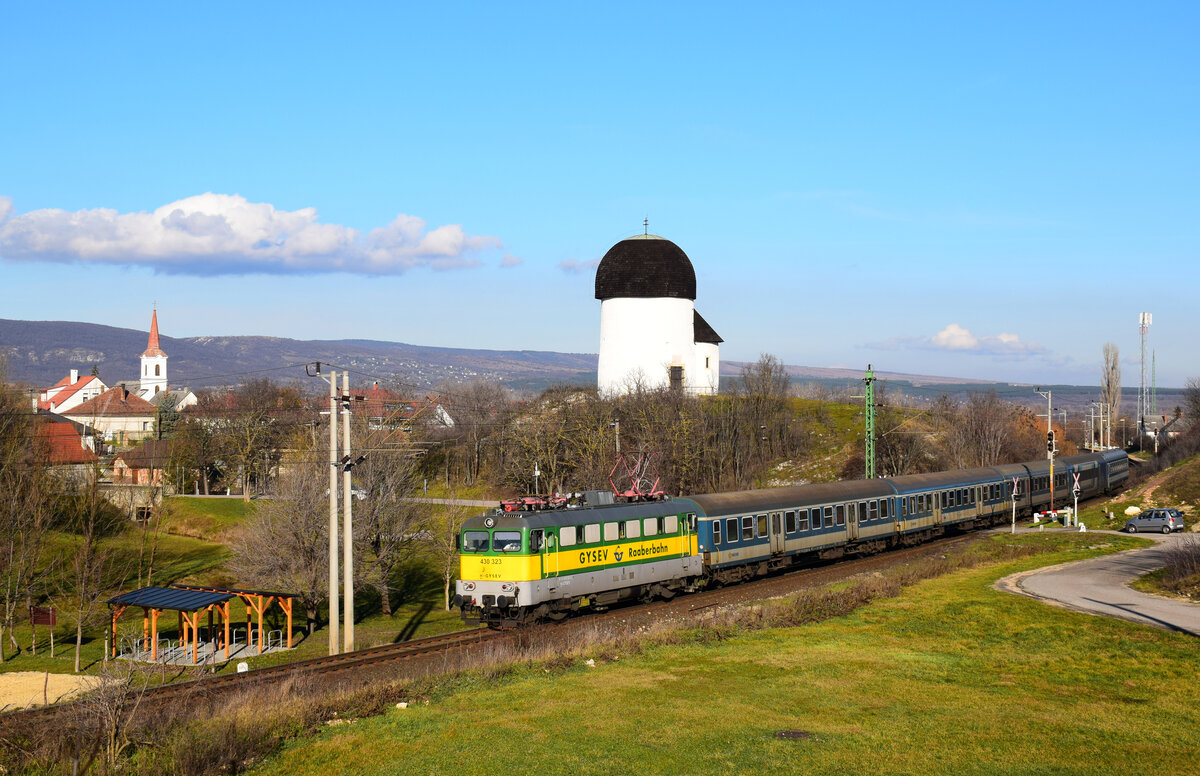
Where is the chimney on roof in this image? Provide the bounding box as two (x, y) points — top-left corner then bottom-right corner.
(373, 381), (379, 390)
(70, 369), (79, 384)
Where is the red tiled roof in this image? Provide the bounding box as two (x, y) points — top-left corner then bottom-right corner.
(37, 422), (97, 465)
(66, 386), (158, 417)
(38, 374), (103, 411)
(115, 438), (172, 469)
(142, 309), (166, 358)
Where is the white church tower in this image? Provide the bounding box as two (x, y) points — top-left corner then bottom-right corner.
(138, 309), (168, 398)
(595, 231), (722, 396)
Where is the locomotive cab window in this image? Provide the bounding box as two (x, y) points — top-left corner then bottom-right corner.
(462, 531), (489, 553)
(529, 530), (544, 552)
(560, 526), (577, 547)
(492, 531), (522, 553)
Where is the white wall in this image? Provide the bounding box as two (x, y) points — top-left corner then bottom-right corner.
(598, 297), (696, 396)
(692, 342), (720, 395)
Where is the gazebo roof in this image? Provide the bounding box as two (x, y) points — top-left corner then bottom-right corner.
(107, 586), (233, 612)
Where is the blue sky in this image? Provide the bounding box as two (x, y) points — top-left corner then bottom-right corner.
(2, 2), (1196, 386)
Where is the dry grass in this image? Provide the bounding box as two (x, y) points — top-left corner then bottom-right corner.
(0, 534), (1121, 775)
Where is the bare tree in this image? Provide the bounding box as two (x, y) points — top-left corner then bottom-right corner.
(229, 452), (328, 633)
(1102, 342), (1121, 439)
(64, 464), (121, 673)
(425, 497), (477, 610)
(0, 378), (55, 662)
(352, 421), (428, 617)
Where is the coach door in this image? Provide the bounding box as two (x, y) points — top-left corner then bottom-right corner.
(534, 530), (558, 578)
(770, 512), (784, 554)
(846, 502), (860, 541)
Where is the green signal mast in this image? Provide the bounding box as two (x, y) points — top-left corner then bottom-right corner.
(861, 364), (877, 478)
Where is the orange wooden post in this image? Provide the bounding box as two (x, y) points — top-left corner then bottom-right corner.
(111, 609), (118, 657)
(151, 609), (160, 660)
(223, 601), (231, 659)
(257, 596), (265, 653)
(142, 610), (149, 653)
(191, 612), (199, 664)
(284, 597), (293, 648)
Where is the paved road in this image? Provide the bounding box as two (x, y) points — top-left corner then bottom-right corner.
(996, 531), (1200, 637)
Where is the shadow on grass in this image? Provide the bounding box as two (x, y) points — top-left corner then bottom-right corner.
(394, 603), (434, 643)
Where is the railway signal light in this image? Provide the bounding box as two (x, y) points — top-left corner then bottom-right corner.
(1047, 430), (1055, 453)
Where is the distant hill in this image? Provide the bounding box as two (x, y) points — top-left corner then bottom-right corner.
(0, 319), (597, 393)
(0, 319), (1182, 413)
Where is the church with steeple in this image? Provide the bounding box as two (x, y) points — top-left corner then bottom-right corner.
(126, 309), (196, 410)
(139, 308), (169, 398)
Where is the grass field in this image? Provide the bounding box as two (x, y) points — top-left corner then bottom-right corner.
(160, 496), (256, 541)
(249, 534), (1200, 776)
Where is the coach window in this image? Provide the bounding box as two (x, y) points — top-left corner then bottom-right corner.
(882, 499), (890, 519)
(798, 509), (810, 531)
(644, 517), (660, 536)
(785, 510), (797, 533)
(740, 516), (753, 540)
(625, 520), (641, 540)
(560, 526), (577, 547)
(726, 518), (739, 542)
(823, 506), (833, 528)
(757, 515), (768, 536)
(492, 531), (522, 553)
(665, 515), (679, 534)
(713, 521), (722, 545)
(462, 531), (489, 552)
(835, 505), (845, 527)
(604, 522), (619, 542)
(867, 501), (878, 521)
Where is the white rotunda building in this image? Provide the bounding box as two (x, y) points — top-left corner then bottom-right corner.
(595, 232), (722, 396)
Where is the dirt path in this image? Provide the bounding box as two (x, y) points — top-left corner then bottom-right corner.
(0, 672), (96, 711)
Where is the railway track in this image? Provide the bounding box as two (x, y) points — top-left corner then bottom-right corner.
(0, 627), (501, 732)
(0, 516), (1066, 735)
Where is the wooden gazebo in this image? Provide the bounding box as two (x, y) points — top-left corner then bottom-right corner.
(107, 584), (296, 664)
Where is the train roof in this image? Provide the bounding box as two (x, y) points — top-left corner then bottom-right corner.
(887, 466), (1004, 493)
(461, 498), (695, 531)
(683, 479), (895, 516)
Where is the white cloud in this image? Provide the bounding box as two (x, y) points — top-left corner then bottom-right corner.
(874, 323), (1046, 357)
(557, 258), (600, 274)
(500, 253), (523, 268)
(930, 323), (979, 350)
(0, 193), (504, 276)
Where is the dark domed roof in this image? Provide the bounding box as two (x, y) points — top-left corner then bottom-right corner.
(594, 234), (696, 300)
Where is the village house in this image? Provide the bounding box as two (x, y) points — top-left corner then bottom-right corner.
(112, 438), (172, 487)
(63, 385), (159, 445)
(36, 369), (108, 413)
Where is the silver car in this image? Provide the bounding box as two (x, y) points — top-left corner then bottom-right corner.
(1123, 509), (1184, 534)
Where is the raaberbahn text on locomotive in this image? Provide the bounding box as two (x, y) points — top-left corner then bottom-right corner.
(454, 450), (1128, 626)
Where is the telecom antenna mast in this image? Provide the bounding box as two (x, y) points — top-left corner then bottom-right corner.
(1139, 312), (1152, 441)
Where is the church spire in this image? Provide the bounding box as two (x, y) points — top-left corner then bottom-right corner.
(142, 308), (166, 357)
